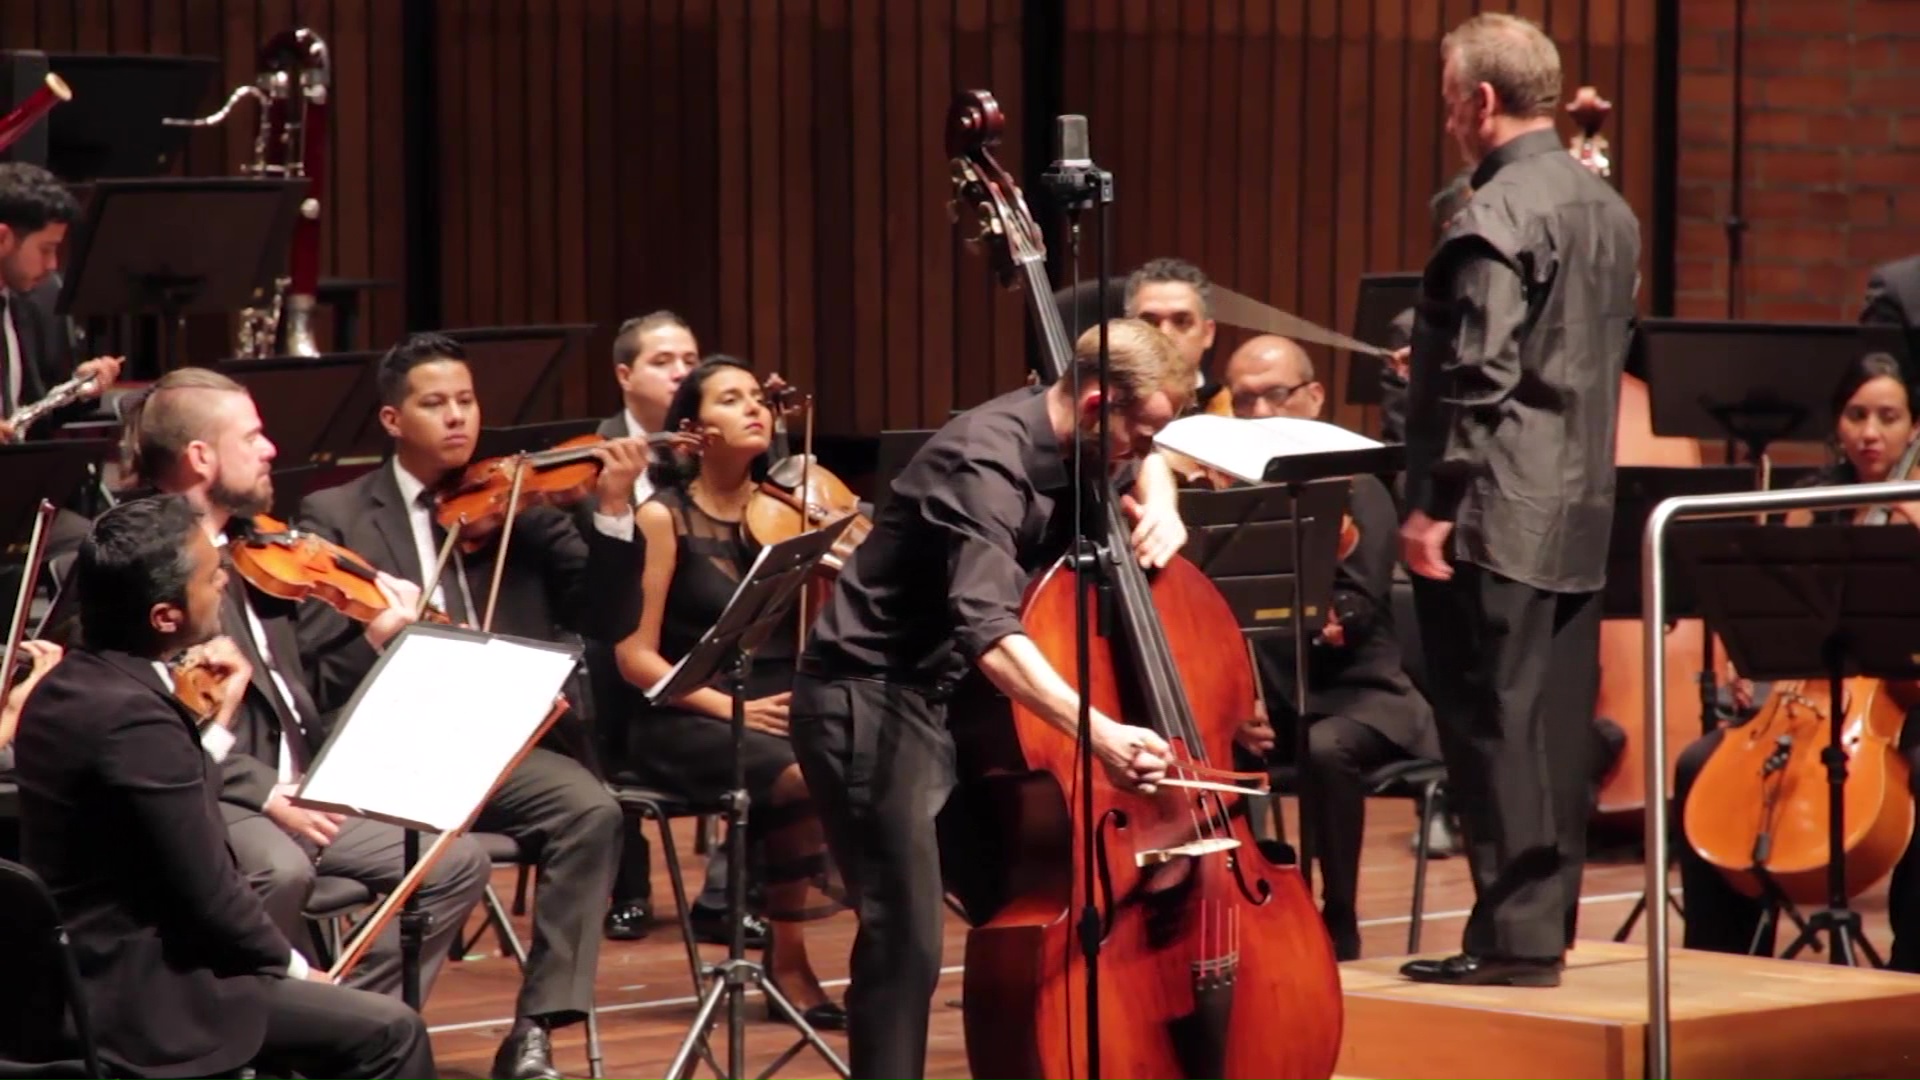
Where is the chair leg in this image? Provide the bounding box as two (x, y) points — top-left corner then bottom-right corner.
(512, 862), (531, 917)
(1409, 781), (1439, 954)
(584, 1005), (605, 1079)
(485, 881), (531, 967)
(648, 804), (704, 998)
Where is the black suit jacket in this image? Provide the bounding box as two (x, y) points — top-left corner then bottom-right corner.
(14, 648), (291, 1078)
(40, 510), (333, 813)
(294, 460), (635, 731)
(1863, 254), (1920, 368)
(1256, 475), (1440, 759)
(4, 281), (74, 430)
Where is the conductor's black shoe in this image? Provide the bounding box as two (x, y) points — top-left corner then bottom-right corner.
(690, 907), (770, 949)
(603, 898), (652, 941)
(1399, 952), (1562, 987)
(492, 1019), (564, 1080)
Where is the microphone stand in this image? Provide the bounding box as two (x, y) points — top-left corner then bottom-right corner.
(1040, 118), (1114, 1080)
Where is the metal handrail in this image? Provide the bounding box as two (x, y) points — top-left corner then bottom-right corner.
(1642, 476), (1920, 1078)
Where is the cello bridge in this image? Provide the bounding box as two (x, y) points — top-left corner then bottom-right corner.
(1134, 836), (1239, 867)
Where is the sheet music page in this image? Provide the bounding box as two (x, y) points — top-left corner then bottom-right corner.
(1153, 414), (1385, 484)
(294, 630), (577, 832)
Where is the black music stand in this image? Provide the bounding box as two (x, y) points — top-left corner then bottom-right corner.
(1180, 478), (1351, 880)
(471, 419), (603, 462)
(1602, 466), (1757, 941)
(1640, 319), (1911, 467)
(1670, 522), (1920, 967)
(41, 53), (220, 180)
(1345, 272), (1421, 406)
(56, 178), (306, 370)
(451, 324), (596, 426)
(649, 517), (854, 1080)
(216, 352), (379, 466)
(0, 442), (110, 559)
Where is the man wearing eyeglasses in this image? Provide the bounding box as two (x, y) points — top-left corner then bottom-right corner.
(1220, 334), (1441, 959)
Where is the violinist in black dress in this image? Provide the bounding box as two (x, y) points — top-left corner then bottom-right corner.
(614, 356), (848, 1029)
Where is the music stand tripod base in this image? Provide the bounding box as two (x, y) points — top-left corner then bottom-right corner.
(645, 519), (855, 1080)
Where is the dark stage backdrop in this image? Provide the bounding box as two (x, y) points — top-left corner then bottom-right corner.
(3, 0), (1660, 436)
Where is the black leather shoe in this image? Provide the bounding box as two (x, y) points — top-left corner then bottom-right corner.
(491, 1020), (564, 1080)
(1399, 952), (1562, 987)
(690, 907), (770, 949)
(603, 898), (652, 941)
(765, 994), (849, 1031)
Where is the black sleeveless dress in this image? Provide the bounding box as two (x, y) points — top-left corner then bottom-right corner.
(620, 486), (843, 921)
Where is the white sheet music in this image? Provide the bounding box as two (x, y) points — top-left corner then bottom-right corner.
(293, 628), (577, 833)
(1153, 414), (1385, 484)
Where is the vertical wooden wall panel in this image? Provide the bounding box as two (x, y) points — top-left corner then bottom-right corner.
(12, 0), (1661, 437)
(1057, 0), (1662, 433)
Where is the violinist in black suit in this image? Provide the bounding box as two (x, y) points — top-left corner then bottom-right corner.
(595, 311), (762, 947)
(14, 494), (433, 1079)
(49, 368), (491, 1010)
(296, 332), (643, 1080)
(1222, 335), (1442, 959)
(1862, 252), (1920, 371)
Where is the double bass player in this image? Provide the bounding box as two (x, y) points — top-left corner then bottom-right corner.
(788, 319), (1193, 1078)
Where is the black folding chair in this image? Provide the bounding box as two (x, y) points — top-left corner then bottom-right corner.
(0, 858), (104, 1078)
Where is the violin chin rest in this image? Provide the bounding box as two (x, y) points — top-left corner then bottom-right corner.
(766, 455), (818, 486)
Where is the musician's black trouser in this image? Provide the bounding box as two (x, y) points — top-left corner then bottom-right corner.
(790, 672), (957, 1080)
(1675, 723), (1920, 971)
(1412, 564), (1602, 961)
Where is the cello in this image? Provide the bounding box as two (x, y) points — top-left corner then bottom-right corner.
(1683, 433), (1920, 905)
(946, 90), (1342, 1080)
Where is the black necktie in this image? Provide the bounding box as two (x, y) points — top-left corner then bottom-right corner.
(420, 491), (471, 624)
(0, 293), (14, 418)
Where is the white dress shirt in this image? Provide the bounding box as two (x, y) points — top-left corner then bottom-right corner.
(390, 458), (633, 613)
(1, 288), (22, 412)
(622, 408), (656, 509)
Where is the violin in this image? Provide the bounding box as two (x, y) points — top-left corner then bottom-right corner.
(229, 514), (452, 625)
(436, 430), (698, 552)
(168, 645), (230, 726)
(743, 377), (872, 568)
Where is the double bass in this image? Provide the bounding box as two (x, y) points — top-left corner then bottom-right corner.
(947, 90), (1341, 1080)
(1566, 85), (1724, 835)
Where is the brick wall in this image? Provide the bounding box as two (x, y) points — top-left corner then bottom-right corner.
(1674, 0), (1920, 321)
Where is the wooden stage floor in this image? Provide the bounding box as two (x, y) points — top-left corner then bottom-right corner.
(419, 799), (1908, 1079)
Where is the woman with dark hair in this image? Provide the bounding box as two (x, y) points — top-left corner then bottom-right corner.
(614, 357), (846, 1028)
(1670, 350), (1920, 968)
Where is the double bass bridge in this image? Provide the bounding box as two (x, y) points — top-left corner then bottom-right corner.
(1135, 835), (1240, 867)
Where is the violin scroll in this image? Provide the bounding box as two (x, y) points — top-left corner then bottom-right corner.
(169, 637), (253, 728)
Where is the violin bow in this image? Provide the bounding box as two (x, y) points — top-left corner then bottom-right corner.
(0, 501), (58, 709)
(796, 390), (817, 654)
(423, 514), (467, 624)
(481, 458), (533, 633)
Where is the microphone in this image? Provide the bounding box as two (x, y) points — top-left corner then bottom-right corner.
(1040, 113), (1110, 213)
(1055, 115), (1090, 166)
